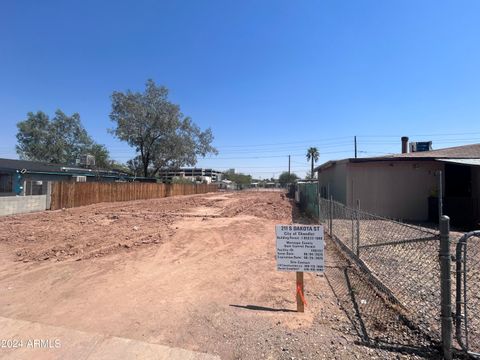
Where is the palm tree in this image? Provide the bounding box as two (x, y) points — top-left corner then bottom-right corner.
(306, 147), (320, 179)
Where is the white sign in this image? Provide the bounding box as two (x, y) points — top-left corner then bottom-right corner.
(275, 224), (324, 273)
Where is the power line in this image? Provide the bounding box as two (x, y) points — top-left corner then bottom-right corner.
(86, 137), (480, 156)
(357, 132), (480, 138)
(214, 165), (310, 169)
(201, 150), (356, 160)
(209, 132), (480, 148)
(211, 137), (352, 149)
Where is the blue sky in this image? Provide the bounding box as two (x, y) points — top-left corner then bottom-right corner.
(1, 1), (480, 178)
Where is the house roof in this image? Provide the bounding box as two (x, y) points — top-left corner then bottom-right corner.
(0, 158), (67, 173)
(437, 158), (480, 166)
(384, 143), (480, 159)
(0, 158), (126, 178)
(315, 143), (480, 172)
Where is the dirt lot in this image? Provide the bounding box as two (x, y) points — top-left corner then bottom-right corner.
(0, 191), (439, 359)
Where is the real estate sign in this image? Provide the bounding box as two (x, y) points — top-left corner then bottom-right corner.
(275, 224), (324, 273)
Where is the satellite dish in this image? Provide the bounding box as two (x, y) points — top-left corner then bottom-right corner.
(20, 168), (27, 174)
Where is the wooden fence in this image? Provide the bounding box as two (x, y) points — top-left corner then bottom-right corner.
(50, 182), (218, 210)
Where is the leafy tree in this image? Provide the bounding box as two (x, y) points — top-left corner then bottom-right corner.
(306, 147), (320, 179)
(224, 169), (252, 185)
(16, 111), (51, 161)
(109, 161), (133, 175)
(278, 172), (298, 186)
(86, 143), (111, 169)
(109, 79), (218, 177)
(16, 110), (110, 167)
(126, 156), (143, 176)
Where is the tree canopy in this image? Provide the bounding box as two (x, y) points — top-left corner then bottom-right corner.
(223, 169), (252, 185)
(109, 79), (218, 177)
(16, 110), (110, 168)
(278, 171), (299, 186)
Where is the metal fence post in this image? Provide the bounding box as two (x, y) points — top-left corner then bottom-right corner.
(318, 193), (322, 221)
(439, 215), (452, 360)
(317, 193), (320, 220)
(356, 199), (360, 257)
(438, 170), (443, 223)
(351, 208), (355, 251)
(329, 195), (333, 237)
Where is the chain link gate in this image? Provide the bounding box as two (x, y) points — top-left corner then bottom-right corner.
(455, 231), (480, 358)
(318, 197), (444, 339)
(305, 188), (480, 358)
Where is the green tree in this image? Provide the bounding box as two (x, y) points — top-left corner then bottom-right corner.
(278, 172), (298, 186)
(306, 147), (320, 179)
(224, 169), (252, 185)
(126, 156), (143, 176)
(109, 161), (133, 175)
(16, 110), (110, 166)
(87, 143), (111, 169)
(109, 79), (218, 177)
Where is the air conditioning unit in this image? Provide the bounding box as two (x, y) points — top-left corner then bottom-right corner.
(409, 141), (432, 153)
(78, 154), (96, 167)
(73, 176), (87, 182)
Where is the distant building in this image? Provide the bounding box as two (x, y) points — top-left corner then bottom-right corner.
(218, 179), (236, 190)
(0, 158), (153, 196)
(316, 139), (480, 228)
(157, 168), (223, 184)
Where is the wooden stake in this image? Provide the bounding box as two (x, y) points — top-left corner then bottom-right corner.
(296, 271), (304, 312)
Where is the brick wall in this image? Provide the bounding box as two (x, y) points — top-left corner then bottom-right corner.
(0, 195), (48, 216)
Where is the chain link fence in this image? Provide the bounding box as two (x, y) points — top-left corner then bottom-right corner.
(318, 197), (443, 343)
(294, 180), (480, 358)
(455, 231), (480, 357)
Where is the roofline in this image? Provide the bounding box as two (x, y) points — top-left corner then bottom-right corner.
(0, 158), (128, 175)
(314, 143), (480, 172)
(0, 168), (140, 180)
(314, 156), (456, 172)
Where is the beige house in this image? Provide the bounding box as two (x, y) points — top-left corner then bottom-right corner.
(315, 143), (480, 227)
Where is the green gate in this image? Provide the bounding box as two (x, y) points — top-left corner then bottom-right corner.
(297, 183), (318, 218)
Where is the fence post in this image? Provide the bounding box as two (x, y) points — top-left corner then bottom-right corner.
(351, 208), (354, 251)
(356, 199), (360, 257)
(438, 170), (443, 223)
(329, 195), (333, 237)
(439, 215), (452, 360)
(317, 193), (322, 223)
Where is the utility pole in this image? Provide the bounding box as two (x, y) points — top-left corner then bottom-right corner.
(354, 136), (357, 159)
(288, 155), (291, 175)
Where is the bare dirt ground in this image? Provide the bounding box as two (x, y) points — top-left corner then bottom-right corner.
(0, 191), (440, 359)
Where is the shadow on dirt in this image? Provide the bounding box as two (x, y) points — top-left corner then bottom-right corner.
(229, 304), (297, 313)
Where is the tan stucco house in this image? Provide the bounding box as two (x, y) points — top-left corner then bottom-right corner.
(315, 143), (480, 227)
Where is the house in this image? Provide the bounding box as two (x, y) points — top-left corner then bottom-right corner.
(0, 158), (151, 196)
(315, 138), (480, 228)
(157, 168), (223, 184)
